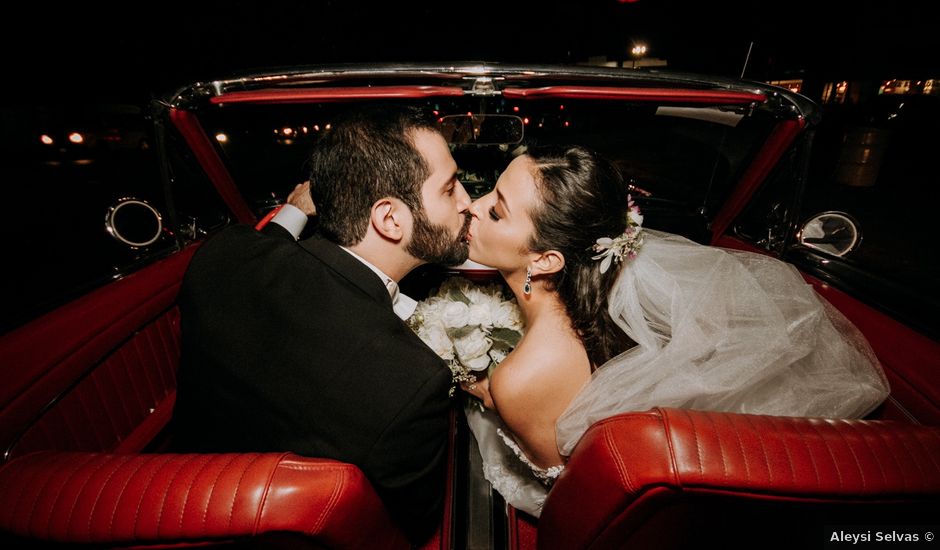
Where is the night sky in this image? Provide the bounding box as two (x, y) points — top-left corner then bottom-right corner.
(6, 0), (937, 102)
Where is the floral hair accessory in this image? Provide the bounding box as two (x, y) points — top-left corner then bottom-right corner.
(591, 194), (644, 274)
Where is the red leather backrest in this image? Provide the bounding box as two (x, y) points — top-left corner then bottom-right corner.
(0, 451), (409, 549)
(539, 408), (940, 549)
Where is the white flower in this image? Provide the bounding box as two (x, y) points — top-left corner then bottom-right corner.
(454, 329), (492, 371)
(409, 276), (526, 391)
(490, 300), (517, 329)
(463, 353), (491, 371)
(463, 284), (488, 304)
(420, 323), (454, 360)
(441, 301), (471, 328)
(468, 303), (491, 327)
(629, 209), (644, 227)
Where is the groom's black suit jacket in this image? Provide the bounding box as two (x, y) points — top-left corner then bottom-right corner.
(171, 224), (451, 543)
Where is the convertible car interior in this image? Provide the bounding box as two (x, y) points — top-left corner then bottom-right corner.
(2, 64), (938, 548)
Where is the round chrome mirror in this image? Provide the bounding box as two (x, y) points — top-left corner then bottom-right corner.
(105, 198), (163, 248)
(797, 211), (860, 257)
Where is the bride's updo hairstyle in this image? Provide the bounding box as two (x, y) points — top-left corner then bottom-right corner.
(525, 145), (635, 368)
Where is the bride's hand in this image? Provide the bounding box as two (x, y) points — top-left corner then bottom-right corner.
(461, 376), (494, 409)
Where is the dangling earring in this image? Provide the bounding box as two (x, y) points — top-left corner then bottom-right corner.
(523, 267), (532, 295)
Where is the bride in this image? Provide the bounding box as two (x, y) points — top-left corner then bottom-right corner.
(460, 145), (890, 516)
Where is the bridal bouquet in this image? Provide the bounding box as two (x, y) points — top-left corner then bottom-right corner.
(408, 277), (524, 395)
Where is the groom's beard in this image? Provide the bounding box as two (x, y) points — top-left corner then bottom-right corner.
(407, 210), (471, 266)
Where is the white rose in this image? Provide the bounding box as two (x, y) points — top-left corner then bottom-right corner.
(463, 353), (491, 372)
(454, 329), (492, 371)
(420, 323), (454, 360)
(441, 301), (471, 328)
(468, 303), (491, 327)
(416, 300), (444, 325)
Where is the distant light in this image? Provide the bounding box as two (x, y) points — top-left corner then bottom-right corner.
(215, 133), (228, 143)
(559, 104), (565, 110)
(513, 106), (520, 112)
(68, 132), (84, 144)
(313, 125), (320, 131)
(631, 44), (648, 56)
(40, 134), (54, 145)
(301, 126), (308, 133)
(282, 127), (294, 136)
(324, 123), (331, 130)
(523, 117), (529, 125)
(433, 110), (439, 115)
(467, 112), (472, 116)
(564, 121), (570, 127)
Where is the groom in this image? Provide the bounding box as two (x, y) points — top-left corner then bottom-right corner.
(171, 106), (472, 543)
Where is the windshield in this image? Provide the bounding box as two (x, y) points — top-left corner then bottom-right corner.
(193, 95), (778, 240)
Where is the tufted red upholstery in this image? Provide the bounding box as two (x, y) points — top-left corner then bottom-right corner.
(0, 451), (409, 549)
(0, 243), (436, 548)
(538, 408), (940, 549)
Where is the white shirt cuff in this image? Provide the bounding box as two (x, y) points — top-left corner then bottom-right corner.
(394, 293), (418, 321)
(270, 204), (309, 240)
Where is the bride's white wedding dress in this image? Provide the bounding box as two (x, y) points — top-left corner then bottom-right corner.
(465, 230), (890, 517)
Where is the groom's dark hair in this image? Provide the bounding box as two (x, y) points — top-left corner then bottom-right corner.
(307, 105), (438, 246)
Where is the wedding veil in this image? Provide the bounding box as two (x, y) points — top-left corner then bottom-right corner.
(555, 230), (890, 456)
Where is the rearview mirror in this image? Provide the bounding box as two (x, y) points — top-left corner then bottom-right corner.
(439, 114), (524, 145)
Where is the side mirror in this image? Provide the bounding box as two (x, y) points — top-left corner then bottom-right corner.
(797, 211), (860, 257)
(105, 198), (163, 248)
(439, 114), (524, 145)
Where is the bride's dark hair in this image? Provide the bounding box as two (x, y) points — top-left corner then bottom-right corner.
(525, 145), (635, 368)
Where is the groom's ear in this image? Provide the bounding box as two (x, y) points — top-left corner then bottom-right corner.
(531, 250), (565, 276)
(370, 198), (412, 243)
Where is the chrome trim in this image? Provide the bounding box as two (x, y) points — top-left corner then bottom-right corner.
(104, 197), (163, 248)
(164, 62), (818, 122)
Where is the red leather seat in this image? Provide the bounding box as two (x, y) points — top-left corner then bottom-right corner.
(535, 408), (940, 549)
(0, 451), (410, 549)
(0, 244), (451, 548)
